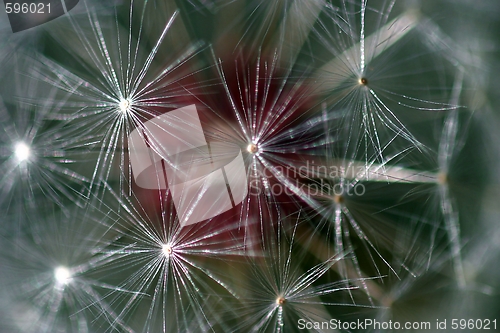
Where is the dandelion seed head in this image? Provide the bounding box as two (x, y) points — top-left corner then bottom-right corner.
(54, 266), (71, 285)
(14, 142), (30, 162)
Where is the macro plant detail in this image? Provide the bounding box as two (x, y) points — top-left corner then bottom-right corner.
(0, 0), (499, 333)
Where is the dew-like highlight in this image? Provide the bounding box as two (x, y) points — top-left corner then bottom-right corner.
(14, 142), (30, 162)
(118, 98), (131, 114)
(54, 266), (71, 285)
(247, 143), (259, 154)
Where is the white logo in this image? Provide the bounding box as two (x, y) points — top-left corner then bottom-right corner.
(128, 105), (248, 227)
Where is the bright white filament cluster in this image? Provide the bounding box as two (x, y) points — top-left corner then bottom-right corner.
(162, 243), (173, 257)
(118, 98), (132, 114)
(54, 266), (72, 285)
(14, 142), (30, 162)
(246, 143), (259, 154)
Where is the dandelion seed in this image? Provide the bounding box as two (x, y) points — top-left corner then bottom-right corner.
(221, 219), (370, 332)
(297, 130), (417, 301)
(0, 206), (132, 333)
(198, 47), (324, 237)
(313, 2), (461, 167)
(0, 59), (91, 216)
(36, 2), (205, 198)
(94, 185), (251, 333)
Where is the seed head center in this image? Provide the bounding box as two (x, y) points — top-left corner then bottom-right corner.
(54, 266), (71, 285)
(119, 98), (132, 113)
(438, 172), (448, 185)
(14, 142), (30, 162)
(247, 143), (259, 154)
(162, 244), (173, 257)
(333, 194), (344, 204)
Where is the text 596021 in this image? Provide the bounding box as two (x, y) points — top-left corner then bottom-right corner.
(5, 2), (51, 14)
(451, 319), (496, 330)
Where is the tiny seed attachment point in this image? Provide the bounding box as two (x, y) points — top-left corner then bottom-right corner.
(359, 77), (368, 86)
(438, 172), (448, 185)
(247, 143), (259, 154)
(276, 297), (286, 305)
(54, 266), (71, 285)
(162, 244), (173, 257)
(119, 98), (132, 113)
(333, 194), (344, 204)
(14, 142), (30, 162)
